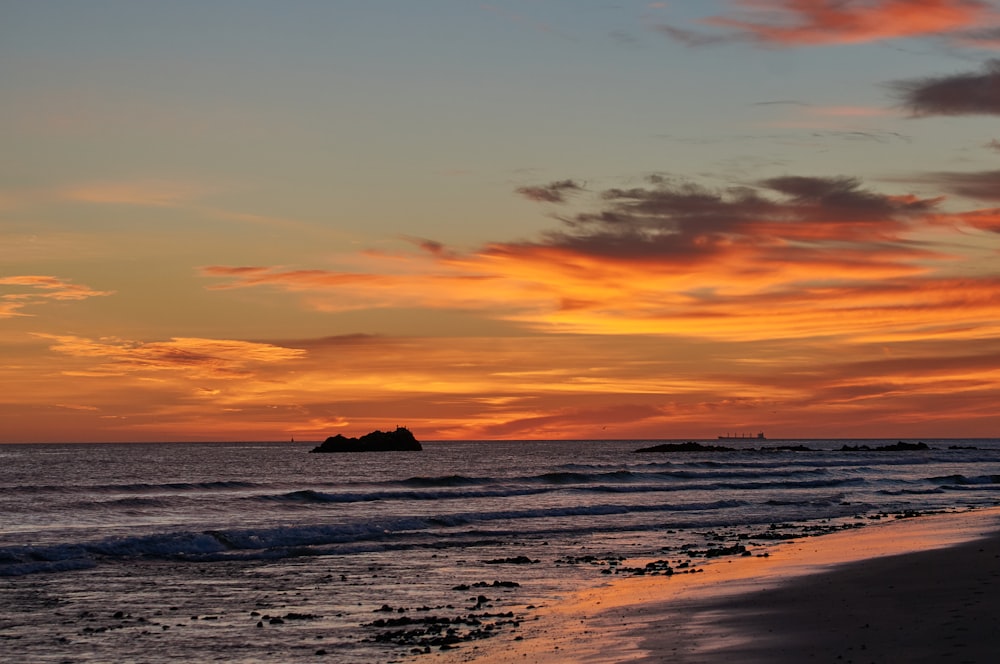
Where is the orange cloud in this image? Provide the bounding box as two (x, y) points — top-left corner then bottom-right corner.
(10, 172), (999, 442)
(758, 104), (903, 132)
(201, 175), (997, 345)
(33, 334), (307, 379)
(0, 275), (114, 318)
(272, 333), (1000, 439)
(945, 206), (1000, 233)
(808, 106), (897, 117)
(8, 323), (1000, 441)
(181, 172), (1000, 434)
(60, 180), (209, 207)
(663, 0), (1000, 48)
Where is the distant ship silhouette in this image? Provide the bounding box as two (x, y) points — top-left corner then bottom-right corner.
(717, 432), (766, 440)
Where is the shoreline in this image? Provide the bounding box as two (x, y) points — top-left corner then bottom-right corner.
(465, 506), (1000, 662)
(658, 529), (1000, 663)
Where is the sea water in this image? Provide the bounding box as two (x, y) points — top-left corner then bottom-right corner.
(2, 438), (999, 662)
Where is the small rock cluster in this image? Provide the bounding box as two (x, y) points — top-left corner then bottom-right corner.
(361, 580), (526, 655)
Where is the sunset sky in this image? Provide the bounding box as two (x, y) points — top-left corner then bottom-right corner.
(5, 0), (1000, 442)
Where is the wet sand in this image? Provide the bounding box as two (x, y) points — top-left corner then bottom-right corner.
(467, 507), (1000, 663)
(675, 530), (1000, 663)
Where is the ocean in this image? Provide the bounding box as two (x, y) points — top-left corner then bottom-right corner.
(2, 438), (1000, 662)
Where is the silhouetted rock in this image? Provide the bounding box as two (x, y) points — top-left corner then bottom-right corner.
(310, 427), (422, 453)
(882, 441), (930, 451)
(840, 441), (930, 452)
(482, 556), (538, 565)
(633, 441), (736, 453)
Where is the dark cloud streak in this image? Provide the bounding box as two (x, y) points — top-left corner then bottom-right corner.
(512, 175), (941, 260)
(894, 60), (1000, 116)
(654, 24), (741, 47)
(515, 179), (584, 203)
(930, 170), (1000, 201)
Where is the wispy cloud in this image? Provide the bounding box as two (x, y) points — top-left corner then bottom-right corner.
(0, 275), (113, 318)
(34, 334), (306, 379)
(661, 0), (1000, 48)
(60, 180), (210, 207)
(10, 320), (1000, 440)
(264, 333), (1000, 439)
(907, 169), (1000, 201)
(47, 179), (321, 232)
(756, 102), (907, 135)
(515, 179), (585, 203)
(945, 206), (1000, 233)
(807, 105), (898, 118)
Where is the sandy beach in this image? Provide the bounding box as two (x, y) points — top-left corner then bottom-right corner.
(468, 507), (1000, 663)
(677, 530), (1000, 663)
